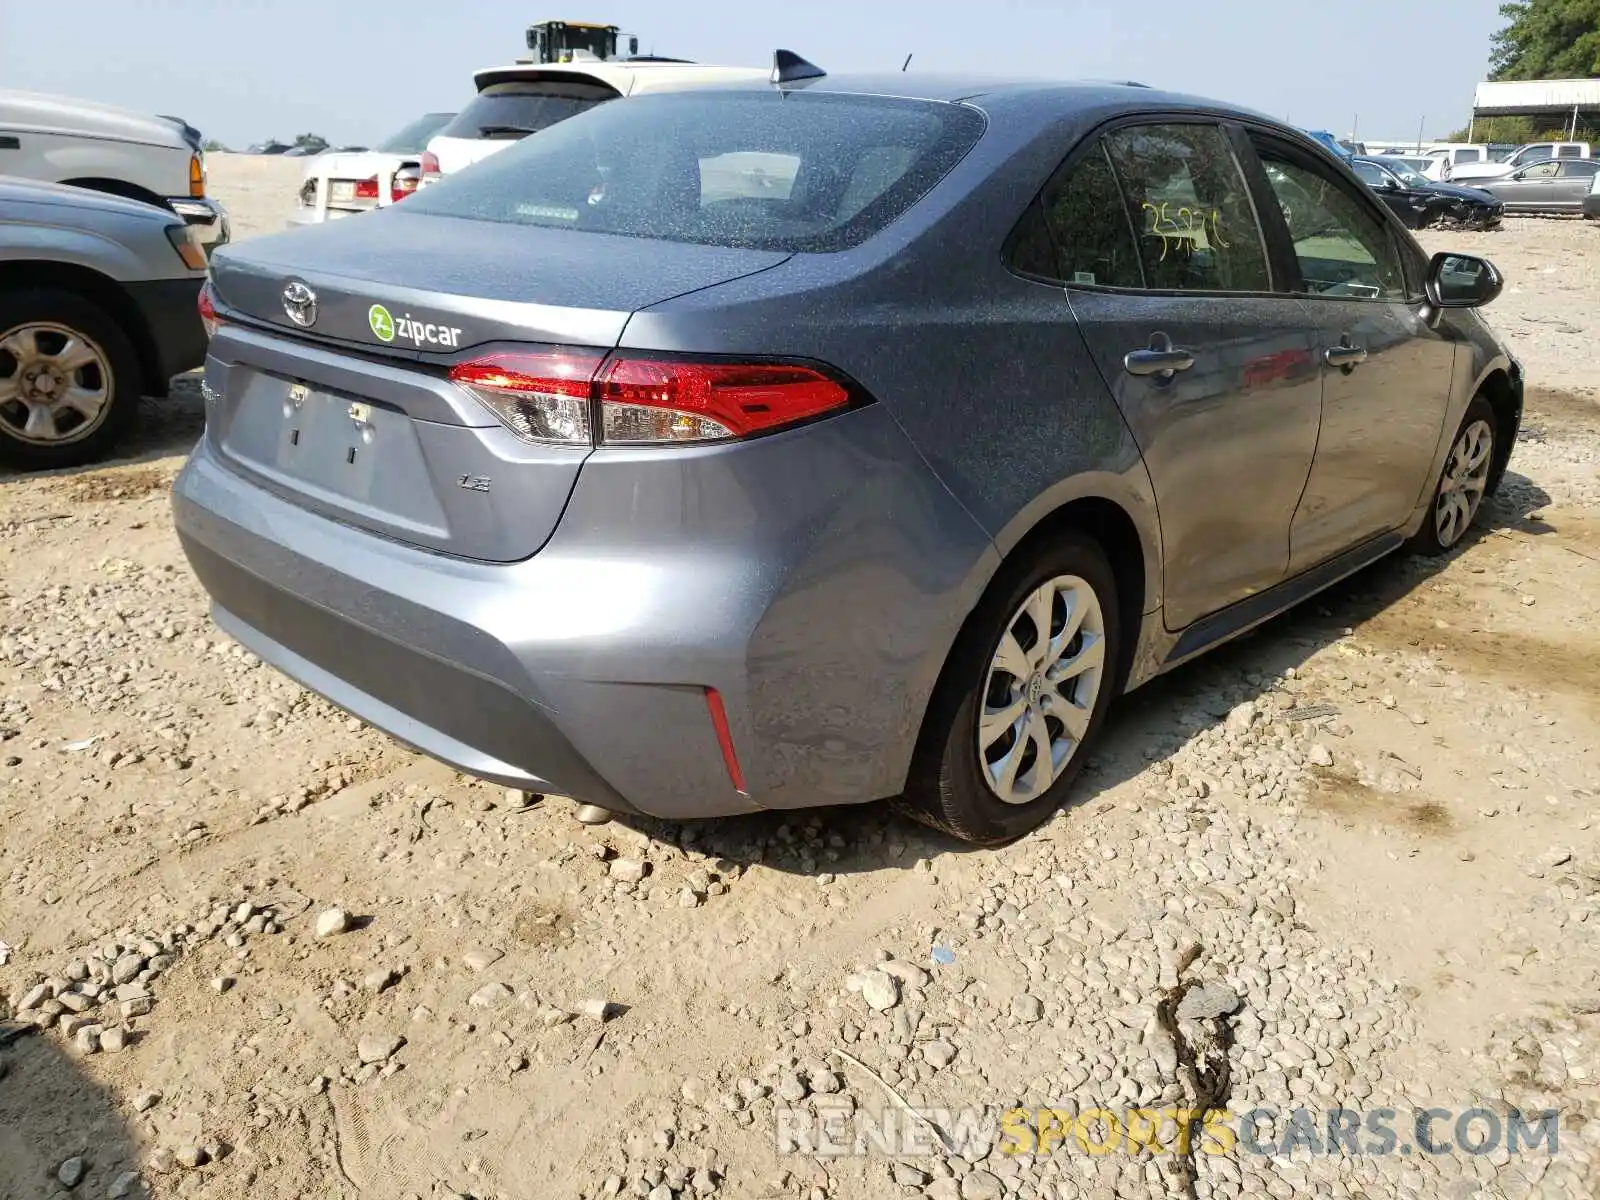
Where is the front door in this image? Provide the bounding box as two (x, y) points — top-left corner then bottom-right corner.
(1246, 135), (1455, 572)
(1031, 120), (1322, 630)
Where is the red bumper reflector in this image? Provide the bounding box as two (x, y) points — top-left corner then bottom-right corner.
(704, 687), (747, 795)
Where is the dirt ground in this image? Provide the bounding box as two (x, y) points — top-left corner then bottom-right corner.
(1, 157), (1598, 1200)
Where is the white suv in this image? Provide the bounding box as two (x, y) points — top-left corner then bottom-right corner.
(422, 60), (769, 180)
(0, 89), (229, 252)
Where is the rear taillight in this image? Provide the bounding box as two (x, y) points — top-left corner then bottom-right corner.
(451, 350), (606, 444)
(353, 177), (381, 201)
(448, 351), (853, 447)
(596, 359), (850, 443)
(197, 280), (220, 339)
(420, 151), (441, 181)
(391, 168), (422, 201)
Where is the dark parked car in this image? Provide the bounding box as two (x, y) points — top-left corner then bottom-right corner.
(1351, 156), (1503, 229)
(175, 64), (1521, 846)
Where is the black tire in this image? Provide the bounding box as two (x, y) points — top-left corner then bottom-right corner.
(898, 531), (1122, 846)
(1410, 395), (1497, 556)
(0, 288), (143, 470)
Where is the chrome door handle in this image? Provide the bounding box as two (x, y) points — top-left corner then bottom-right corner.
(1324, 339), (1367, 370)
(1124, 333), (1195, 379)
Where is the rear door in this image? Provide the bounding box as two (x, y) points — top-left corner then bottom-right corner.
(1493, 160), (1563, 210)
(1242, 129), (1455, 572)
(1035, 118), (1322, 630)
(1555, 161), (1600, 208)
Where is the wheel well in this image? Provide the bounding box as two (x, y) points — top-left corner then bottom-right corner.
(1007, 498), (1147, 694)
(907, 494), (1150, 787)
(59, 177), (175, 214)
(0, 260), (157, 396)
(1478, 368), (1519, 494)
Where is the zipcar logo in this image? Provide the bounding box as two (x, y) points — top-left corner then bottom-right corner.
(368, 302), (463, 348)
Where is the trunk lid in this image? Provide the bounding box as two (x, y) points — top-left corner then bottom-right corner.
(203, 211), (788, 562)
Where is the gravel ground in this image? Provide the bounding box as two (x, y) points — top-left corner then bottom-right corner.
(1, 158), (1598, 1200)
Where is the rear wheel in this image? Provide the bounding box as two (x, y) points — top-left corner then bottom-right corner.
(899, 533), (1121, 846)
(1411, 395), (1496, 555)
(0, 289), (142, 470)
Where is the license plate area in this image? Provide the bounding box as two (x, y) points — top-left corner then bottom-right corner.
(329, 180), (357, 202)
(271, 378), (387, 500)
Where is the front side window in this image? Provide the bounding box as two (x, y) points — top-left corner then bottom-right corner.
(1101, 123), (1272, 292)
(1516, 144), (1554, 165)
(1256, 151), (1408, 300)
(1520, 161), (1560, 179)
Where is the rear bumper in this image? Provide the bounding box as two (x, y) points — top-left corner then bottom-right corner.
(126, 277), (207, 388)
(172, 411), (996, 820)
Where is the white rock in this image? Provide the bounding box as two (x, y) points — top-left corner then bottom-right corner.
(357, 1033), (404, 1064)
(314, 908), (351, 938)
(469, 982), (513, 1008)
(608, 858), (647, 884)
(857, 970), (899, 1012)
(1309, 744), (1334, 767)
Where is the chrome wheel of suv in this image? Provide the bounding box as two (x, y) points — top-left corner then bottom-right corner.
(0, 321), (114, 445)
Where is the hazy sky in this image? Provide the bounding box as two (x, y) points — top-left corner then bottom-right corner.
(2, 0), (1505, 148)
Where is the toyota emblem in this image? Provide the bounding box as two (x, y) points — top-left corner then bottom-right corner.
(282, 280), (318, 327)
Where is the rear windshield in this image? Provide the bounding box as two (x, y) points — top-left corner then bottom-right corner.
(376, 112), (456, 154)
(435, 80), (620, 141)
(404, 91), (988, 252)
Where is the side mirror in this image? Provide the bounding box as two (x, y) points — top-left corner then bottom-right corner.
(1426, 252), (1503, 309)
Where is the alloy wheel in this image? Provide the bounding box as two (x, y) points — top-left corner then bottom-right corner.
(1434, 418), (1493, 549)
(977, 574), (1106, 805)
(0, 322), (115, 446)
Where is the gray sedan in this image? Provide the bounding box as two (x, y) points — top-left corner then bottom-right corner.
(2, 176), (209, 468)
(174, 62), (1520, 845)
(1476, 158), (1600, 213)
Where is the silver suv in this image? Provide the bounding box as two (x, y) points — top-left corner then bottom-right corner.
(1, 176), (209, 468)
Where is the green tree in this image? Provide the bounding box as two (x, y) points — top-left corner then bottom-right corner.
(1488, 0), (1600, 80)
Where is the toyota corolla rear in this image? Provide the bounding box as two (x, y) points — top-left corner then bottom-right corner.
(174, 83), (997, 820)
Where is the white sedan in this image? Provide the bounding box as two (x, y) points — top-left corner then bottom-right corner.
(289, 112), (455, 226)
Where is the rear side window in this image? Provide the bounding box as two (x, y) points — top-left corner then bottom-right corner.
(404, 91), (987, 252)
(1102, 123), (1272, 292)
(1561, 161), (1599, 178)
(1007, 143), (1144, 287)
(436, 79), (620, 141)
(1556, 145), (1582, 158)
